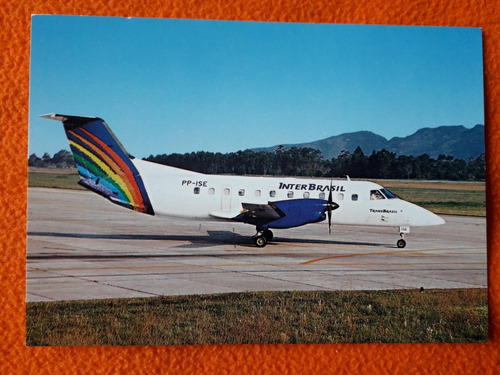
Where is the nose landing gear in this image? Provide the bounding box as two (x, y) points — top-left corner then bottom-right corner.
(397, 226), (410, 248)
(397, 235), (406, 248)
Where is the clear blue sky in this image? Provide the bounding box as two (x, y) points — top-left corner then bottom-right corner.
(29, 16), (484, 159)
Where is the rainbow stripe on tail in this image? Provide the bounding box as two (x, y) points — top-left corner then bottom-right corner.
(41, 114), (154, 215)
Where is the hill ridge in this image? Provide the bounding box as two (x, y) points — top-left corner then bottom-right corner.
(254, 124), (484, 159)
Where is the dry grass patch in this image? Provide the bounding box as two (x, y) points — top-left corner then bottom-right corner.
(26, 289), (487, 346)
(375, 180), (485, 191)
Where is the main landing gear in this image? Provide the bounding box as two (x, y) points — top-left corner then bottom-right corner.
(252, 229), (273, 247)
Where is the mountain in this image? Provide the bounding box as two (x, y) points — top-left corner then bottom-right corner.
(387, 125), (485, 159)
(253, 125), (484, 159)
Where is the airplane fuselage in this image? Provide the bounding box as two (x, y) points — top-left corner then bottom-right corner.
(132, 158), (443, 228)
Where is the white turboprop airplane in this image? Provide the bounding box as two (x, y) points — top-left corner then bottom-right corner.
(41, 114), (445, 248)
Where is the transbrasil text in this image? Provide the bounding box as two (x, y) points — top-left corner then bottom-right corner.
(370, 208), (398, 214)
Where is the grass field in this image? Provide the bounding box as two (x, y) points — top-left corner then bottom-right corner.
(374, 180), (486, 216)
(27, 169), (486, 216)
(28, 168), (84, 190)
(26, 289), (487, 346)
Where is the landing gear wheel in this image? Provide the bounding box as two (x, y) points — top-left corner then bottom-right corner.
(253, 235), (267, 248)
(397, 239), (406, 248)
(263, 229), (274, 241)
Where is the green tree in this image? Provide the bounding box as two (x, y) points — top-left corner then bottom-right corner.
(350, 146), (368, 178)
(368, 149), (396, 178)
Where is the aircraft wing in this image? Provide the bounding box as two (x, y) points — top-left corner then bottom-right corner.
(238, 202), (286, 221)
(233, 199), (328, 229)
(209, 202), (284, 221)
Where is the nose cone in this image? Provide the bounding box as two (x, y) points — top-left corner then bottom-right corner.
(423, 210), (446, 226)
(405, 202), (445, 226)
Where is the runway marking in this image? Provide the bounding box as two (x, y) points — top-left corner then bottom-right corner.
(300, 247), (482, 265)
(315, 262), (485, 267)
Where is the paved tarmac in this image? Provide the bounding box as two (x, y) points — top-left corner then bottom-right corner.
(26, 188), (487, 302)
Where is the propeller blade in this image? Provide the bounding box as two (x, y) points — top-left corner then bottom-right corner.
(328, 181), (333, 234)
(324, 180), (340, 234)
(328, 209), (332, 234)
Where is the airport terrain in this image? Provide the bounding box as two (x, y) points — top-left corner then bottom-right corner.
(27, 187), (486, 302)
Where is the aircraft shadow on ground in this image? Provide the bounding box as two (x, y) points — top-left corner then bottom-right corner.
(27, 230), (386, 251)
(28, 230), (245, 246)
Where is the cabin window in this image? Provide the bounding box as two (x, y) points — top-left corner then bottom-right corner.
(208, 188), (215, 195)
(351, 194), (358, 201)
(287, 191), (294, 198)
(238, 189), (245, 197)
(337, 193), (344, 200)
(303, 192), (310, 199)
(319, 192), (326, 200)
(194, 187), (201, 195)
(255, 190), (261, 197)
(270, 190), (276, 198)
(223, 188), (230, 196)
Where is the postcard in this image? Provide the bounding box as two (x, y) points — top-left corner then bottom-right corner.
(27, 16), (486, 345)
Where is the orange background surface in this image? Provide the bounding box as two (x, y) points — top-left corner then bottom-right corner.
(2, 0), (499, 373)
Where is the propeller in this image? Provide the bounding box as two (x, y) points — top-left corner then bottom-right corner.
(325, 180), (340, 235)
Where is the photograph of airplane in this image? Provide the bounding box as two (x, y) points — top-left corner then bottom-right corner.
(41, 113), (445, 248)
(27, 16), (486, 345)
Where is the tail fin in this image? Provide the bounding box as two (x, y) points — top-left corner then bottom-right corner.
(41, 114), (154, 215)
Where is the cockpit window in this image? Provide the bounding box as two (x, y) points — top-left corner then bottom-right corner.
(370, 190), (385, 200)
(380, 188), (397, 199)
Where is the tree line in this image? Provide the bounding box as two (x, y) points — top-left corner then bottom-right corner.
(144, 146), (485, 181)
(28, 147), (485, 181)
(28, 150), (76, 169)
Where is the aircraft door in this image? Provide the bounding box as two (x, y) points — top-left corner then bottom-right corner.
(222, 185), (231, 212)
